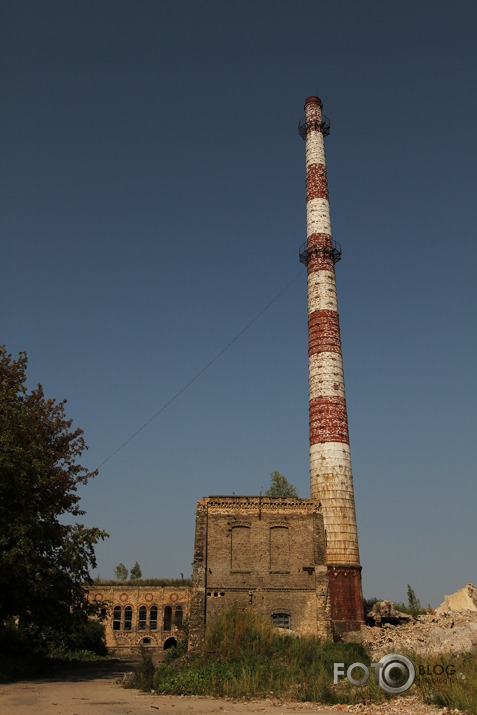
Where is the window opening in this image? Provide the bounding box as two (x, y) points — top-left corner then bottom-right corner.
(138, 605), (147, 630)
(113, 606), (121, 631)
(164, 605), (172, 631)
(271, 613), (290, 629)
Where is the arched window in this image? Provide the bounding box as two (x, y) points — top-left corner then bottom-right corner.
(124, 605), (133, 631)
(138, 605), (147, 630)
(150, 605), (158, 630)
(163, 605), (172, 631)
(271, 613), (290, 629)
(174, 605), (183, 627)
(113, 606), (121, 631)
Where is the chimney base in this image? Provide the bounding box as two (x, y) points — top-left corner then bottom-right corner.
(328, 564), (365, 632)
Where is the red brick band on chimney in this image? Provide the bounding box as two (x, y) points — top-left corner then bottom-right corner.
(310, 396), (349, 444)
(308, 310), (342, 355)
(306, 234), (336, 272)
(306, 164), (329, 202)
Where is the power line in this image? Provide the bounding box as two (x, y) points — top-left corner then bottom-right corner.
(96, 269), (303, 469)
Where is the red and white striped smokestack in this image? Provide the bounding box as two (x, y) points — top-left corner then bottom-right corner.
(300, 96), (364, 631)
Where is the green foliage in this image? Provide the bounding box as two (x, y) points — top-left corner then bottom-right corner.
(265, 471), (298, 498)
(393, 601), (428, 617)
(407, 584), (421, 616)
(114, 563), (128, 581)
(165, 617), (189, 661)
(0, 619), (108, 682)
(150, 607), (382, 703)
(94, 577), (192, 587)
(55, 614), (107, 655)
(393, 585), (427, 618)
(362, 596), (379, 615)
(128, 646), (156, 691)
(411, 648), (477, 715)
(130, 561), (142, 581)
(0, 346), (108, 656)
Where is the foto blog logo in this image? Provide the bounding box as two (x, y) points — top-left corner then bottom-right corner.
(333, 654), (416, 694)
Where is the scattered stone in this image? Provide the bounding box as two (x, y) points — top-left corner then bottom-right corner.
(436, 584), (477, 615)
(366, 600), (413, 627)
(362, 609), (477, 658)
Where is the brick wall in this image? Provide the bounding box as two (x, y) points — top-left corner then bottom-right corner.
(189, 496), (332, 649)
(87, 585), (191, 652)
(328, 565), (364, 632)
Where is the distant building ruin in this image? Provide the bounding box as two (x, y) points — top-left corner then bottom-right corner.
(87, 585), (190, 652)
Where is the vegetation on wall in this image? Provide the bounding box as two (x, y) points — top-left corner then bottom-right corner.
(95, 577), (192, 587)
(129, 561), (142, 581)
(265, 471), (298, 498)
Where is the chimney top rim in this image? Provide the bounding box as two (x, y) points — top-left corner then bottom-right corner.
(305, 96), (323, 109)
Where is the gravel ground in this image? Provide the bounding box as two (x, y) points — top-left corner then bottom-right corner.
(0, 659), (464, 715)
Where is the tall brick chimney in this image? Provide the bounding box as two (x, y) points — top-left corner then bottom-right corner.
(299, 96), (364, 631)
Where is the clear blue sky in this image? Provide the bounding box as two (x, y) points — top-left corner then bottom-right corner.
(1, 0), (476, 608)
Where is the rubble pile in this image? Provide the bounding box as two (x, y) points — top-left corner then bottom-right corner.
(361, 584), (477, 657)
(366, 600), (413, 626)
(436, 584), (477, 615)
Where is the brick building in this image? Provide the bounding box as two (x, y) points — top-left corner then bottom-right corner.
(189, 496), (332, 650)
(87, 585), (190, 652)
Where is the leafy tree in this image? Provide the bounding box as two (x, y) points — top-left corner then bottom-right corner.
(407, 584), (421, 616)
(0, 346), (108, 649)
(114, 563), (128, 581)
(265, 471), (298, 498)
(130, 561), (142, 581)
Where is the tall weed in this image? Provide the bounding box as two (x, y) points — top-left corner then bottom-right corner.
(412, 649), (477, 715)
(152, 607), (384, 703)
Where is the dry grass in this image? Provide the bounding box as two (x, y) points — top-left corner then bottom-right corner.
(412, 649), (477, 715)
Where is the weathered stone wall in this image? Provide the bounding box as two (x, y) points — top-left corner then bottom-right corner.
(88, 585), (191, 652)
(189, 496), (332, 650)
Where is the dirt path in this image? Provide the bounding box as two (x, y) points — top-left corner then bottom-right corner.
(0, 659), (446, 715)
(0, 659), (335, 715)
